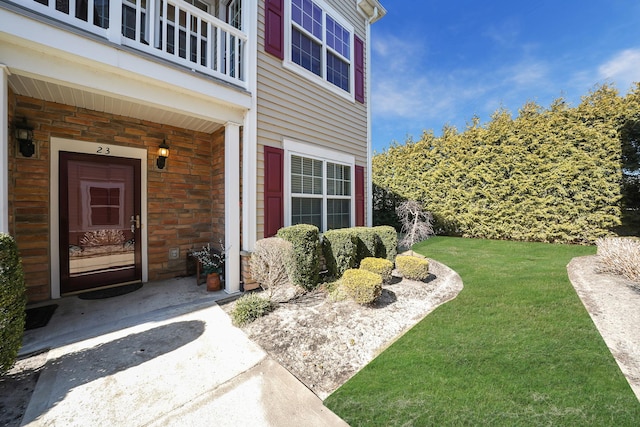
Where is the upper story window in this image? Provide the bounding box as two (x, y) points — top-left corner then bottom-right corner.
(264, 0), (366, 103)
(288, 0), (354, 96)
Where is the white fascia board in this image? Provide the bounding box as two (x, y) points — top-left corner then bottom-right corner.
(357, 0), (387, 23)
(0, 9), (251, 121)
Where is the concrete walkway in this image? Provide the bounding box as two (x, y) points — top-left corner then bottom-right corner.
(19, 278), (348, 426)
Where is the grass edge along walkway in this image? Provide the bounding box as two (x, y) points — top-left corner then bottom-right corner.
(325, 237), (640, 426)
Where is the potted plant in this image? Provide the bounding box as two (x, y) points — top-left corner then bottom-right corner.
(191, 242), (225, 291)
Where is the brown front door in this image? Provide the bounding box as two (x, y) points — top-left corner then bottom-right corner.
(59, 152), (142, 294)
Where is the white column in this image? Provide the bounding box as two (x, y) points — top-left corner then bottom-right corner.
(242, 0), (258, 251)
(0, 65), (10, 234)
(225, 121), (241, 294)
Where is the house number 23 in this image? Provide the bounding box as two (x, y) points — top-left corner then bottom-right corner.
(96, 146), (111, 155)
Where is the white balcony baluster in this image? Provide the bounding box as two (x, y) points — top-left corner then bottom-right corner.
(7, 0), (248, 87)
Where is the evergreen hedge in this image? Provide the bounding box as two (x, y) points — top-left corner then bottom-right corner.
(353, 227), (380, 264)
(0, 233), (26, 373)
(373, 225), (398, 262)
(322, 229), (358, 279)
(373, 84), (637, 244)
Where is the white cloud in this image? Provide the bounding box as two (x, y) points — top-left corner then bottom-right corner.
(598, 49), (640, 90)
(507, 60), (549, 86)
(483, 18), (521, 48)
(371, 35), (491, 125)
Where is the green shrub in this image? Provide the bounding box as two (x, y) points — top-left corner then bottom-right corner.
(353, 227), (381, 265)
(360, 257), (393, 283)
(341, 269), (383, 304)
(373, 225), (398, 262)
(0, 233), (26, 373)
(230, 293), (273, 326)
(322, 229), (358, 278)
(277, 224), (321, 290)
(396, 255), (430, 281)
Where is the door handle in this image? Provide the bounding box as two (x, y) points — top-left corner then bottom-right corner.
(130, 215), (140, 233)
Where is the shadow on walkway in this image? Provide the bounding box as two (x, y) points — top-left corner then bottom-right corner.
(21, 320), (204, 425)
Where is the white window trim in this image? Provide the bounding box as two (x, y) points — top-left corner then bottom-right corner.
(283, 139), (355, 232)
(283, 0), (356, 103)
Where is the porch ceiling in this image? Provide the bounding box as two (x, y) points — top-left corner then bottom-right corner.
(9, 73), (224, 134)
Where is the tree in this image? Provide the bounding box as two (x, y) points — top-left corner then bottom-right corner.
(397, 200), (434, 252)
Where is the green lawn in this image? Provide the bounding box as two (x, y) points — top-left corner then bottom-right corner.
(325, 237), (640, 426)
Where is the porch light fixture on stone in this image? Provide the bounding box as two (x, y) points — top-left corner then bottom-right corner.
(15, 118), (35, 158)
(157, 140), (169, 169)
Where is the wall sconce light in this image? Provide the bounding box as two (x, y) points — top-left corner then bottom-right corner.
(15, 118), (35, 158)
(156, 139), (170, 169)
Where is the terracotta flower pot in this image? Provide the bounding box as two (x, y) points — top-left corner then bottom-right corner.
(206, 273), (221, 292)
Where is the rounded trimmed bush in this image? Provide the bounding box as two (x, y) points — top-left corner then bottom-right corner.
(353, 227), (381, 264)
(230, 293), (273, 326)
(341, 268), (383, 304)
(396, 255), (430, 281)
(373, 225), (398, 262)
(0, 233), (26, 373)
(277, 224), (321, 290)
(322, 229), (358, 278)
(360, 257), (393, 283)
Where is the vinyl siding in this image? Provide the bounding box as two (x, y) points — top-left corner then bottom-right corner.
(256, 0), (369, 239)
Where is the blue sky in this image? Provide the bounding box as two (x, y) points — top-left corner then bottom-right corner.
(370, 0), (640, 153)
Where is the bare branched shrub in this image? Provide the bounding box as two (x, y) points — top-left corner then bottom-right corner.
(397, 200), (434, 251)
(250, 237), (295, 301)
(596, 237), (640, 287)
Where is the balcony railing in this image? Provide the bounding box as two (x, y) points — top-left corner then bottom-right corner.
(8, 0), (247, 87)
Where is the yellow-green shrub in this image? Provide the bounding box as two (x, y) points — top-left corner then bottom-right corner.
(230, 293), (273, 326)
(360, 257), (393, 283)
(372, 85), (629, 244)
(396, 255), (430, 281)
(341, 269), (382, 304)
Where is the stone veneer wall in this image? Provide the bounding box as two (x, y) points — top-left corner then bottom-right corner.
(9, 93), (225, 302)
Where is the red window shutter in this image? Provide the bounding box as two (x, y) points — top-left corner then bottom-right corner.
(355, 165), (365, 226)
(264, 0), (284, 60)
(264, 146), (285, 237)
(354, 35), (365, 104)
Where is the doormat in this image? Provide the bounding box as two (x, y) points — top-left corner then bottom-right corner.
(25, 304), (58, 330)
(78, 283), (143, 300)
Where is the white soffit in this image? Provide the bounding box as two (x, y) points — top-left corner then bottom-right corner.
(9, 73), (225, 134)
